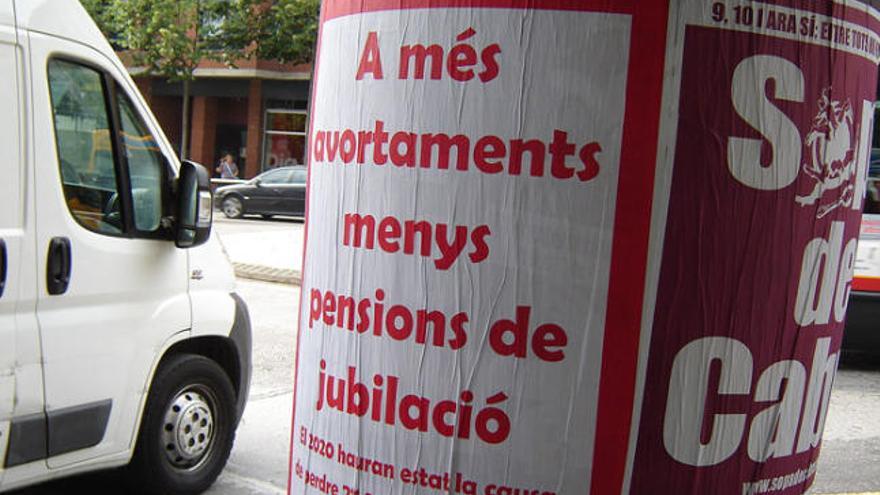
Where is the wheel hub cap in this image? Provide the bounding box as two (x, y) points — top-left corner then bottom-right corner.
(223, 199), (241, 216)
(163, 389), (215, 469)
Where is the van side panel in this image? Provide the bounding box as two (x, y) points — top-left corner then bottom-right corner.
(0, 1), (46, 486)
(28, 29), (192, 470)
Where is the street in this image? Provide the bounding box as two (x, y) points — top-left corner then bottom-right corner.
(810, 355), (880, 494)
(9, 217), (880, 495)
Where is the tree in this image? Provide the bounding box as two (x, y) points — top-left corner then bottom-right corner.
(82, 0), (249, 159)
(79, 0), (121, 45)
(254, 0), (320, 65)
(116, 0), (253, 158)
(80, 0), (320, 158)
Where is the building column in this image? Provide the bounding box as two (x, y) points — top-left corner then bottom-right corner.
(189, 96), (218, 169)
(244, 79), (264, 179)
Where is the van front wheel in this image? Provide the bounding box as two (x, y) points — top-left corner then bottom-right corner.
(127, 354), (237, 495)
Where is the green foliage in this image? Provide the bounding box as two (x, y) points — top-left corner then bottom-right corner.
(198, 0), (259, 61)
(80, 0), (320, 78)
(121, 0), (200, 80)
(255, 0), (320, 65)
(80, 0), (320, 158)
(79, 0), (122, 45)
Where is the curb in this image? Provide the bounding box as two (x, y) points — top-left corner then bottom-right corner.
(233, 262), (302, 286)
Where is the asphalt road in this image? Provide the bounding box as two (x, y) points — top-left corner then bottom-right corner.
(213, 214), (305, 235)
(809, 354), (880, 494)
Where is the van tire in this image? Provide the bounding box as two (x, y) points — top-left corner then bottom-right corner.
(127, 354), (237, 495)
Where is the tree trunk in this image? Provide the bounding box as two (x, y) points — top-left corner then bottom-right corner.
(180, 79), (191, 159)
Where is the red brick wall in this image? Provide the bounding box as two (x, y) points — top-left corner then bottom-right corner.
(131, 76), (272, 171)
(146, 93), (183, 156)
(189, 96), (218, 166)
(244, 80), (263, 179)
(134, 76), (181, 154)
(217, 98), (248, 126)
(196, 58), (311, 76)
(134, 77), (152, 105)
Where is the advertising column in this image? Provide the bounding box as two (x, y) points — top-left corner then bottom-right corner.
(292, 2), (642, 494)
(629, 2), (880, 494)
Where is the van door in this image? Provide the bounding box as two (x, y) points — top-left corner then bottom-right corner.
(0, 4), (45, 481)
(28, 32), (191, 468)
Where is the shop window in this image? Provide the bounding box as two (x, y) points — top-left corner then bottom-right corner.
(263, 109), (307, 171)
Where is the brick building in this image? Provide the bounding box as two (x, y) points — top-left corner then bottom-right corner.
(133, 58), (311, 179)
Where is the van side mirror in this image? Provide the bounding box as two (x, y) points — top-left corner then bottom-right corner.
(175, 160), (212, 248)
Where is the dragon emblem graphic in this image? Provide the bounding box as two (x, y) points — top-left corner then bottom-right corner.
(795, 88), (859, 218)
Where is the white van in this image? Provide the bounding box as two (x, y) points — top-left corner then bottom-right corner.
(0, 1), (251, 493)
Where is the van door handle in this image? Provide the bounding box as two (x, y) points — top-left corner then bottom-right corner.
(46, 237), (71, 296)
(0, 239), (6, 299)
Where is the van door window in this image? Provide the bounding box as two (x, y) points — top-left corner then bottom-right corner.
(117, 94), (164, 231)
(48, 59), (121, 234)
(49, 59), (169, 237)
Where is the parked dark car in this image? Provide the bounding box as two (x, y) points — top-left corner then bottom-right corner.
(215, 166), (307, 219)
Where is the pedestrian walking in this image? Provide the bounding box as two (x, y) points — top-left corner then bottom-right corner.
(216, 153), (239, 179)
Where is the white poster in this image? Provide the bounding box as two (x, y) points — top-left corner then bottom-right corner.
(292, 6), (631, 495)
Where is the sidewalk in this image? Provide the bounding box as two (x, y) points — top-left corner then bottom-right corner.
(214, 221), (305, 285)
